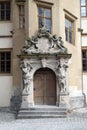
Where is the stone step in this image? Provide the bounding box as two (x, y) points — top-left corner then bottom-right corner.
(17, 114), (66, 119)
(17, 106), (67, 119)
(18, 111), (66, 115)
(21, 107), (67, 111)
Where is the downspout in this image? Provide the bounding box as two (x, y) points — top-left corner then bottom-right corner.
(80, 0), (86, 107)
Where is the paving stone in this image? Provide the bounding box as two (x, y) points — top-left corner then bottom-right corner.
(0, 107), (87, 130)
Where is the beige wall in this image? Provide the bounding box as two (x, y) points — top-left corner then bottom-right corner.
(0, 76), (13, 107)
(0, 38), (13, 48)
(0, 0), (82, 107)
(12, 1), (26, 89)
(81, 18), (87, 33)
(28, 0), (82, 96)
(0, 23), (13, 36)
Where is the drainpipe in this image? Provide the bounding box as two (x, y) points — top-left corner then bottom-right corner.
(79, 0), (86, 107)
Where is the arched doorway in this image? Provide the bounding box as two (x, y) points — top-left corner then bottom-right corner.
(34, 68), (56, 105)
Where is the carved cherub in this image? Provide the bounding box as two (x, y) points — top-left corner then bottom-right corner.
(52, 35), (67, 53)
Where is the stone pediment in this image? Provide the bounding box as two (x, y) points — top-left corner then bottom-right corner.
(21, 27), (68, 55)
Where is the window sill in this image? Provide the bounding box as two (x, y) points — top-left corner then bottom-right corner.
(0, 20), (12, 23)
(65, 41), (75, 46)
(0, 73), (12, 76)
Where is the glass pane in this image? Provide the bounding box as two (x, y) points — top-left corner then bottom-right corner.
(69, 31), (73, 43)
(46, 19), (51, 32)
(6, 52), (11, 60)
(45, 9), (51, 18)
(82, 51), (86, 58)
(19, 5), (24, 14)
(1, 3), (5, 10)
(6, 61), (11, 72)
(81, 7), (86, 16)
(6, 10), (10, 20)
(65, 18), (72, 29)
(1, 61), (5, 72)
(1, 53), (5, 60)
(65, 28), (68, 41)
(65, 18), (69, 28)
(19, 16), (23, 28)
(6, 2), (10, 10)
(38, 17), (44, 28)
(1, 11), (5, 20)
(81, 0), (86, 6)
(38, 7), (44, 16)
(69, 21), (72, 30)
(83, 60), (86, 71)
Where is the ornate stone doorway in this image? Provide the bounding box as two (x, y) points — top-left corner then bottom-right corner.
(34, 68), (56, 105)
(18, 27), (72, 109)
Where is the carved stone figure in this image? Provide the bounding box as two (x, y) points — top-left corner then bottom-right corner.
(20, 26), (68, 55)
(20, 60), (32, 95)
(52, 35), (67, 53)
(56, 60), (68, 93)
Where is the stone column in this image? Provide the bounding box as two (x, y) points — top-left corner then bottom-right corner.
(56, 58), (70, 107)
(20, 59), (34, 108)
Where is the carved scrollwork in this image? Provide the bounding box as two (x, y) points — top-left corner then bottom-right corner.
(20, 26), (68, 55)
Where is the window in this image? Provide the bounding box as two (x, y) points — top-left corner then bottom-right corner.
(81, 0), (87, 16)
(0, 1), (10, 21)
(19, 5), (25, 29)
(65, 17), (74, 44)
(82, 50), (87, 71)
(0, 51), (11, 73)
(38, 6), (51, 32)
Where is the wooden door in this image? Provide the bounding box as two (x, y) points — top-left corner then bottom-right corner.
(34, 68), (56, 105)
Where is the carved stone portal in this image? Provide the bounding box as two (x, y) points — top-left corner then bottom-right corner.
(18, 27), (72, 108)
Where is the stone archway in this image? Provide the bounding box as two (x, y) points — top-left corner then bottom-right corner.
(18, 27), (72, 109)
(34, 68), (56, 105)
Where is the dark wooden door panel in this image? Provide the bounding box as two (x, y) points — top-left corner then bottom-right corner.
(34, 68), (56, 105)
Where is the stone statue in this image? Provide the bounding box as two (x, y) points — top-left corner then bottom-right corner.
(20, 60), (32, 95)
(52, 35), (67, 53)
(57, 60), (68, 93)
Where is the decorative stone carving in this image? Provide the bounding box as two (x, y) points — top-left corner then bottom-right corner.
(18, 27), (72, 109)
(21, 26), (67, 55)
(20, 59), (33, 95)
(41, 58), (47, 68)
(56, 59), (68, 93)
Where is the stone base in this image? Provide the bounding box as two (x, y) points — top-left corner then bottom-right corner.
(59, 93), (70, 108)
(69, 95), (85, 109)
(21, 95), (34, 109)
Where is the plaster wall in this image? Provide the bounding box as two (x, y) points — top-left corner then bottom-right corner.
(0, 76), (13, 107)
(59, 0), (82, 95)
(82, 36), (87, 46)
(81, 18), (87, 33)
(0, 38), (13, 48)
(0, 23), (13, 36)
(28, 0), (82, 96)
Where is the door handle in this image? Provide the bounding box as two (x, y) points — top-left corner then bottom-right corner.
(34, 88), (36, 91)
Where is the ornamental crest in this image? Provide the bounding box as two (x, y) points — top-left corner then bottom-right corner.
(21, 26), (67, 55)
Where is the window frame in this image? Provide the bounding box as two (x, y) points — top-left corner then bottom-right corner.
(82, 49), (87, 72)
(0, 49), (12, 75)
(37, 5), (52, 33)
(0, 1), (11, 21)
(18, 4), (25, 29)
(81, 0), (87, 17)
(65, 15), (75, 45)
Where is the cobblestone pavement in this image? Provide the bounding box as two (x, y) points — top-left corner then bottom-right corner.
(0, 108), (87, 130)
